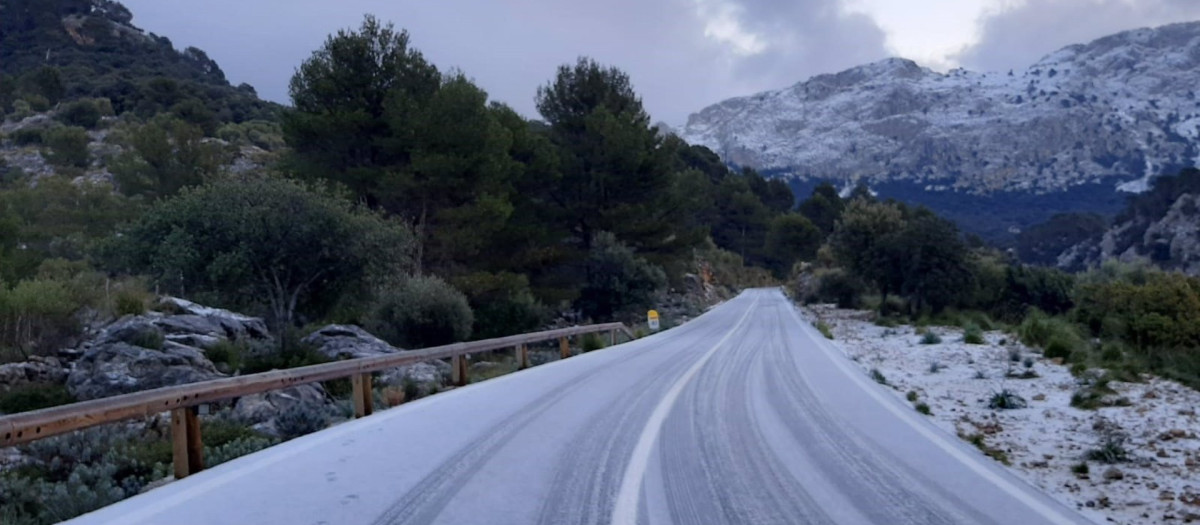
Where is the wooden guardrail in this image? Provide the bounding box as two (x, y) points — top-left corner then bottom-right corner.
(0, 322), (634, 480)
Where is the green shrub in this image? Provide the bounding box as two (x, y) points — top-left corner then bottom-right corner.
(0, 278), (80, 360)
(1018, 309), (1084, 360)
(814, 269), (866, 309)
(204, 340), (247, 373)
(127, 329), (164, 350)
(452, 272), (547, 340)
(962, 323), (985, 345)
(205, 435), (278, 467)
(0, 384), (75, 414)
(275, 403), (330, 440)
(1071, 462), (1089, 475)
(576, 232), (666, 320)
(1043, 336), (1076, 361)
(869, 368), (888, 385)
(816, 320), (833, 339)
(1086, 425), (1129, 464)
(366, 276), (473, 349)
(10, 128), (43, 146)
(242, 338), (328, 374)
(56, 100), (102, 129)
(988, 389), (1027, 410)
(44, 126), (90, 168)
(906, 391), (918, 402)
(915, 402), (932, 415)
(582, 333), (605, 352)
(113, 283), (150, 316)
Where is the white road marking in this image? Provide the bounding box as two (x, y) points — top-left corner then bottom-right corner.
(611, 295), (759, 525)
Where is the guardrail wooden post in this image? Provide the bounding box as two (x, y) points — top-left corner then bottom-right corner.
(171, 406), (203, 479)
(0, 322), (633, 450)
(452, 354), (469, 386)
(559, 336), (570, 360)
(352, 373), (373, 418)
(516, 344), (529, 370)
(609, 329), (616, 347)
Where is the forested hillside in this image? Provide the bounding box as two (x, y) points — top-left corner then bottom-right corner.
(0, 4), (817, 368)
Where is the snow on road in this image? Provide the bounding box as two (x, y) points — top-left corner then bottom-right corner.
(69, 290), (1094, 525)
(802, 304), (1200, 524)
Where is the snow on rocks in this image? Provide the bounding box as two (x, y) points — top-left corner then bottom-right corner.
(802, 304), (1200, 525)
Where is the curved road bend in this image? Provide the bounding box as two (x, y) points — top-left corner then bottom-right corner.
(69, 289), (1095, 525)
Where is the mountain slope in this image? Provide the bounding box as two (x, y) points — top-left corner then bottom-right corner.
(0, 0), (275, 122)
(680, 22), (1200, 241)
(1057, 168), (1200, 274)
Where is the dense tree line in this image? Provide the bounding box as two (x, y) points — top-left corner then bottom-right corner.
(278, 16), (802, 334)
(1, 13), (806, 363)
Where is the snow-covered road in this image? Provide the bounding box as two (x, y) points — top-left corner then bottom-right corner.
(67, 289), (1094, 525)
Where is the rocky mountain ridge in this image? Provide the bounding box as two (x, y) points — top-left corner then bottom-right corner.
(681, 21), (1200, 195)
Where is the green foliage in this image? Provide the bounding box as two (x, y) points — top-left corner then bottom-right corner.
(988, 389), (1027, 410)
(920, 332), (942, 345)
(275, 403), (330, 440)
(0, 278), (78, 359)
(204, 340), (247, 373)
(9, 128), (44, 146)
(1017, 309), (1084, 361)
(2, 424), (172, 523)
(205, 435), (278, 468)
(0, 384), (75, 414)
(56, 99), (107, 129)
(915, 402), (932, 415)
(364, 276), (474, 349)
(44, 126), (90, 168)
(0, 178), (139, 277)
(109, 115), (227, 200)
(215, 120), (285, 151)
(113, 283), (150, 316)
(869, 368), (888, 385)
(108, 176), (412, 328)
(241, 339), (330, 374)
(126, 329), (164, 350)
(962, 323), (985, 345)
(815, 320), (833, 340)
(764, 213), (821, 277)
(1071, 462), (1089, 475)
(811, 268), (867, 308)
(798, 183), (845, 236)
(452, 272), (547, 340)
(581, 333), (605, 352)
(1086, 425), (1130, 464)
(576, 232), (666, 320)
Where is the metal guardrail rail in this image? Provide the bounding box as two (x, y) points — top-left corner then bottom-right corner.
(0, 322), (634, 479)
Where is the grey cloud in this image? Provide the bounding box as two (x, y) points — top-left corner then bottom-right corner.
(119, 0), (889, 124)
(957, 0), (1200, 71)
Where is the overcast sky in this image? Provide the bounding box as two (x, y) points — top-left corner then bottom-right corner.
(121, 0), (1200, 125)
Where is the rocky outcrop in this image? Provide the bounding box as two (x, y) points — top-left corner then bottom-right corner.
(302, 325), (397, 360)
(65, 299), (271, 400)
(302, 324), (449, 389)
(0, 357), (68, 394)
(66, 341), (223, 400)
(233, 384), (329, 437)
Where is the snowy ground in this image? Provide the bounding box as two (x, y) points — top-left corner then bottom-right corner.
(802, 304), (1200, 525)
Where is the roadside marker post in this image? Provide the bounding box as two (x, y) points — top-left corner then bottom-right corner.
(648, 310), (660, 332)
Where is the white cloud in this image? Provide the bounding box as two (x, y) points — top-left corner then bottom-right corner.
(693, 0), (768, 56)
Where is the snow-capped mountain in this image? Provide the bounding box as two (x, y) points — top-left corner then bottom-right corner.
(680, 22), (1200, 198)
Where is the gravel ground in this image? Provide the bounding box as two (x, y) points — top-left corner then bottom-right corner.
(802, 304), (1200, 525)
